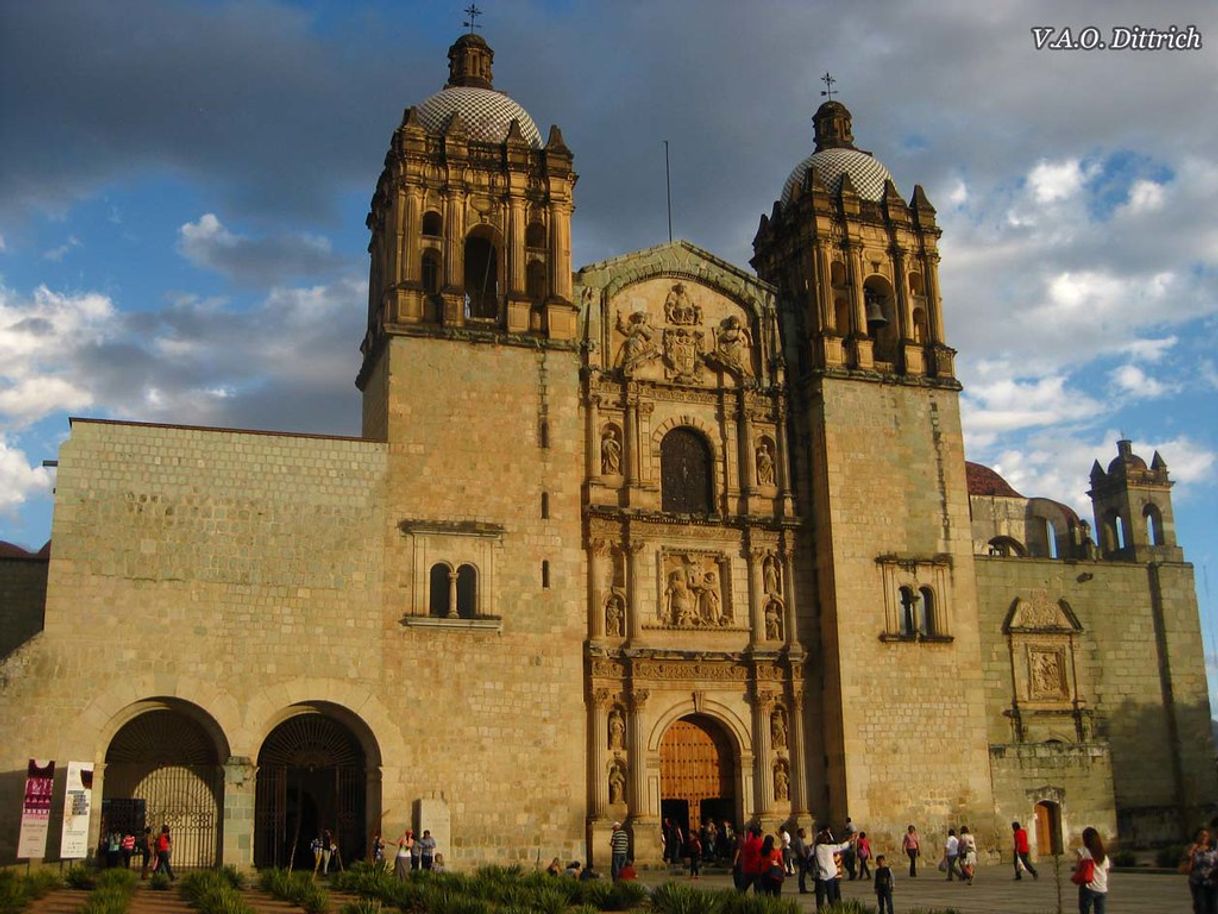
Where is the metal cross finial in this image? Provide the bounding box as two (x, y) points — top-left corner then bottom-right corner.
(820, 72), (837, 101)
(463, 3), (483, 33)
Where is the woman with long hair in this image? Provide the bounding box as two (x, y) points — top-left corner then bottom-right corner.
(1184, 827), (1218, 914)
(1075, 826), (1110, 914)
(759, 834), (785, 896)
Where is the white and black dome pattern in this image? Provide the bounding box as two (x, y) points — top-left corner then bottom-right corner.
(415, 86), (543, 148)
(781, 147), (896, 204)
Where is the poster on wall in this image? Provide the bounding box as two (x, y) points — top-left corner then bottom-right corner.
(16, 759), (55, 860)
(59, 762), (94, 860)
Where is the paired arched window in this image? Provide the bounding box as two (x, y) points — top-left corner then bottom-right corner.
(919, 587), (936, 636)
(897, 586), (938, 637)
(429, 562), (478, 618)
(1143, 503), (1164, 546)
(660, 427), (713, 515)
(899, 587), (918, 636)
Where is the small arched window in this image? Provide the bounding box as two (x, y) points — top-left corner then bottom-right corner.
(898, 587), (917, 636)
(525, 221), (546, 249)
(429, 563), (452, 617)
(456, 564), (477, 618)
(1114, 514), (1126, 550)
(464, 230), (500, 319)
(421, 250), (441, 296)
(422, 211), (443, 237)
(660, 428), (713, 515)
(1144, 503), (1164, 545)
(919, 587), (936, 636)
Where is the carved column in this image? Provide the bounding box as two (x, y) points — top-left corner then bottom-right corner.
(588, 538), (611, 640)
(891, 246), (910, 339)
(750, 688), (776, 821)
(549, 201), (573, 303)
(626, 540), (647, 642)
(442, 187), (467, 325)
(739, 393), (756, 495)
(586, 395), (601, 479)
(924, 252), (945, 343)
(774, 403), (794, 516)
(447, 570), (458, 618)
(590, 688), (612, 818)
(788, 691), (810, 816)
(780, 543), (798, 649)
(623, 386), (639, 486)
(846, 243), (866, 335)
(816, 244), (834, 333)
(746, 546), (766, 647)
(626, 689), (651, 821)
(508, 196), (526, 296)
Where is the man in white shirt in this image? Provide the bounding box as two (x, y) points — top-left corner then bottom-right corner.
(781, 827), (794, 874)
(944, 828), (960, 881)
(813, 828), (855, 908)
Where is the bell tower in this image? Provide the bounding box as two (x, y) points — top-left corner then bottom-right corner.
(1088, 440), (1183, 562)
(752, 97), (994, 842)
(357, 29), (578, 441)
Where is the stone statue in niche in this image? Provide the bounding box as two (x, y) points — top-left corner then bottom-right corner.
(764, 598), (784, 641)
(604, 592), (625, 637)
(608, 761), (627, 805)
(600, 425), (622, 476)
(1029, 649), (1065, 698)
(770, 708), (788, 750)
(708, 314), (753, 376)
(661, 553), (732, 627)
(608, 707), (626, 750)
(663, 282), (702, 325)
(615, 310), (660, 374)
(663, 327), (705, 383)
(773, 759), (790, 802)
(755, 440), (776, 487)
(763, 553), (781, 596)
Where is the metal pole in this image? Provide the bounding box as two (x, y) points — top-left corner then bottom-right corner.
(664, 140), (673, 243)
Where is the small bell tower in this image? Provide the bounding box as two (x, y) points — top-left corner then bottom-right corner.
(1088, 440), (1183, 562)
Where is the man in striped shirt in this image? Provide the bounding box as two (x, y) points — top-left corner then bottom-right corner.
(610, 822), (630, 879)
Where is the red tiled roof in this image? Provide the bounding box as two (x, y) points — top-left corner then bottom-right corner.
(965, 461), (1023, 498)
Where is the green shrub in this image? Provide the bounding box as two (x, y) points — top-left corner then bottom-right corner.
(79, 886), (132, 914)
(718, 891), (800, 914)
(65, 865), (97, 890)
(908, 909), (964, 914)
(649, 881), (721, 914)
(823, 901), (875, 914)
(23, 869), (63, 899)
(219, 865), (246, 890)
(338, 900), (384, 914)
(0, 871), (26, 914)
(180, 869), (255, 914)
(149, 871), (171, 891)
(1156, 844), (1186, 868)
(93, 869), (137, 893)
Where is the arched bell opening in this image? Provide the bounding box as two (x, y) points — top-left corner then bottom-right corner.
(463, 225), (503, 321)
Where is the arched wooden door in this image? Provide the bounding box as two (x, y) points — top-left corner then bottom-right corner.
(659, 715), (735, 840)
(1034, 800), (1062, 856)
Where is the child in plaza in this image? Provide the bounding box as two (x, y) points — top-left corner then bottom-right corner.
(874, 854), (894, 914)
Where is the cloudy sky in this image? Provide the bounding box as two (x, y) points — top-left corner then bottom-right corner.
(1, 0), (1216, 692)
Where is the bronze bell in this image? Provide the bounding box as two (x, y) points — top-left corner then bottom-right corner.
(865, 289), (888, 330)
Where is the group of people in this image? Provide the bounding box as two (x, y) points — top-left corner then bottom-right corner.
(100, 823), (174, 880)
(390, 828), (442, 878)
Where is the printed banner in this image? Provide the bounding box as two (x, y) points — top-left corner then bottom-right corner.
(16, 759), (55, 859)
(59, 762), (94, 860)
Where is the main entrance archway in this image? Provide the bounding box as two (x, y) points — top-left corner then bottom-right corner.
(659, 715), (736, 842)
(254, 713), (368, 870)
(103, 706), (225, 868)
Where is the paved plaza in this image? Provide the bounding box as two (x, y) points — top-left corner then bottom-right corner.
(641, 864), (1193, 913)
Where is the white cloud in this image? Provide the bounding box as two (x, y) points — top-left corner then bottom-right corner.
(1121, 179), (1166, 215)
(0, 436), (53, 517)
(1027, 158), (1088, 203)
(1108, 364), (1181, 399)
(946, 179), (968, 207)
(962, 374), (1103, 434)
(178, 213), (345, 285)
(0, 233), (6, 253)
(41, 235), (80, 262)
(1118, 337), (1177, 363)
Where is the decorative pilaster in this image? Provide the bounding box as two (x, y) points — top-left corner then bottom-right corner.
(750, 688), (776, 823)
(221, 756), (257, 868)
(774, 404), (795, 516)
(585, 395), (600, 479)
(626, 540), (647, 642)
(787, 691), (810, 817)
(739, 393), (757, 497)
(589, 688), (613, 817)
(626, 689), (650, 819)
(746, 546), (767, 647)
(588, 538), (612, 640)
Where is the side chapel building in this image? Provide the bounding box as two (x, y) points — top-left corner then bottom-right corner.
(0, 31), (1214, 869)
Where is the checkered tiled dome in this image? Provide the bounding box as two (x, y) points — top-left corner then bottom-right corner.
(416, 86), (543, 148)
(781, 147), (896, 204)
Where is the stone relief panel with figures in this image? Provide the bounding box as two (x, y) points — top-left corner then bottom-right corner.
(652, 550), (737, 629)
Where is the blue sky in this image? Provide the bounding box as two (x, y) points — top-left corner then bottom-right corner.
(2, 0), (1217, 695)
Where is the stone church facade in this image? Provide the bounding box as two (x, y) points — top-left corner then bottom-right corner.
(0, 32), (1213, 869)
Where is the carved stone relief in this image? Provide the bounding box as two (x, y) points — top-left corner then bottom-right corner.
(614, 311), (660, 374)
(660, 552), (731, 627)
(755, 438), (776, 486)
(604, 591), (625, 637)
(1028, 648), (1068, 700)
(762, 552), (782, 596)
(663, 327), (705, 383)
(600, 424), (622, 476)
(707, 314), (753, 377)
(608, 760), (627, 805)
(770, 708), (788, 750)
(1011, 590), (1069, 630)
(764, 597), (784, 641)
(663, 282), (702, 325)
(773, 758), (790, 802)
(608, 706), (626, 750)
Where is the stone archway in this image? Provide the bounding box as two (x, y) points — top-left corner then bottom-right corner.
(659, 715), (736, 845)
(103, 706), (226, 868)
(254, 712), (370, 870)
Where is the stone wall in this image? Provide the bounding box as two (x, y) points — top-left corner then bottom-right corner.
(0, 556), (47, 659)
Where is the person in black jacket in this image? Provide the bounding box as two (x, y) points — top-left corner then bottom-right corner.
(874, 854), (894, 914)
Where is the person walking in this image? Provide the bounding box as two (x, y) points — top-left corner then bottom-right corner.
(792, 827), (811, 894)
(1074, 826), (1109, 914)
(760, 834), (785, 896)
(958, 825), (977, 885)
(154, 824), (175, 881)
(735, 824), (764, 894)
(687, 830), (703, 880)
(609, 821), (629, 880)
(842, 817), (858, 880)
(812, 827), (854, 910)
(901, 825), (920, 877)
(943, 828), (960, 881)
(120, 830), (135, 868)
(874, 854), (895, 914)
(1184, 827), (1218, 914)
(138, 827), (153, 879)
(855, 831), (872, 880)
(1013, 821), (1039, 880)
